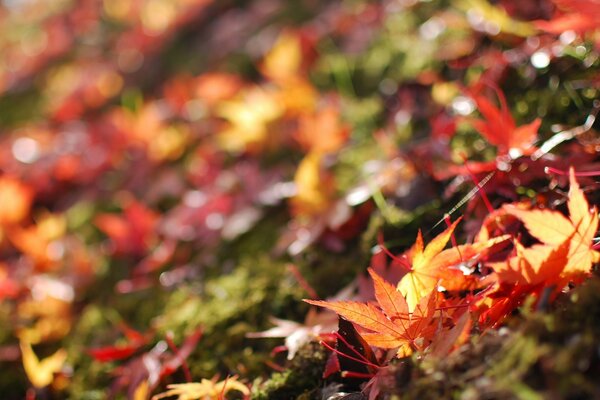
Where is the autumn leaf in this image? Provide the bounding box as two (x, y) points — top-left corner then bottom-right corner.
(505, 168), (599, 277)
(17, 295), (72, 344)
(334, 318), (380, 382)
(305, 269), (438, 357)
(0, 263), (20, 300)
(473, 283), (532, 329)
(535, 0), (600, 34)
(217, 87), (283, 153)
(0, 176), (34, 227)
(7, 212), (67, 270)
(20, 339), (67, 388)
(88, 323), (149, 362)
(261, 31), (303, 84)
(88, 344), (141, 363)
(469, 86), (541, 156)
(490, 238), (571, 285)
(151, 376), (250, 400)
(428, 311), (471, 358)
(275, 78), (318, 115)
(95, 200), (159, 256)
(295, 106), (350, 154)
(106, 329), (202, 397)
(290, 152), (336, 217)
(397, 218), (509, 311)
(194, 73), (243, 106)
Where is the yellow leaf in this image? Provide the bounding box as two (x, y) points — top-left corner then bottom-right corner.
(262, 31), (302, 84)
(398, 220), (460, 311)
(152, 377), (250, 400)
(275, 78), (317, 115)
(134, 380), (150, 400)
(20, 339), (67, 388)
(217, 88), (283, 153)
(506, 168), (599, 276)
(455, 0), (537, 37)
(290, 152), (335, 217)
(398, 219), (509, 311)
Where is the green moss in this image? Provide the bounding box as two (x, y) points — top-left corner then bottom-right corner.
(150, 246), (323, 379)
(251, 341), (328, 400)
(66, 305), (118, 399)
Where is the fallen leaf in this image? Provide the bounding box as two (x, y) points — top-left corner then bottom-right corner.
(305, 269), (438, 357)
(20, 339), (67, 388)
(397, 218), (509, 311)
(468, 86), (540, 156)
(152, 376), (249, 400)
(506, 168), (599, 277)
(490, 239), (571, 285)
(295, 106), (349, 154)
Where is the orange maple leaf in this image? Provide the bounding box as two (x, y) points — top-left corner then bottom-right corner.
(7, 213), (67, 271)
(0, 176), (34, 227)
(490, 238), (571, 285)
(505, 168), (599, 278)
(397, 218), (510, 311)
(290, 152), (337, 217)
(305, 268), (438, 357)
(295, 105), (350, 154)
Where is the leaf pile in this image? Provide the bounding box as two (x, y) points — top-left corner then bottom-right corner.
(0, 0), (599, 399)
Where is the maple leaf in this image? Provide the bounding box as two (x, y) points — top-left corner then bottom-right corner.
(505, 168), (600, 277)
(490, 238), (571, 286)
(473, 282), (532, 329)
(295, 105), (350, 154)
(194, 73), (243, 106)
(0, 263), (20, 300)
(88, 323), (149, 362)
(290, 152), (337, 217)
(17, 282), (73, 344)
(305, 269), (438, 357)
(20, 339), (67, 388)
(217, 87), (283, 154)
(261, 31), (303, 84)
(334, 318), (380, 382)
(0, 176), (34, 227)
(469, 86), (541, 156)
(535, 0), (600, 34)
(397, 218), (509, 311)
(7, 212), (67, 270)
(151, 376), (250, 400)
(109, 329), (203, 398)
(428, 311), (471, 359)
(94, 200), (159, 257)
